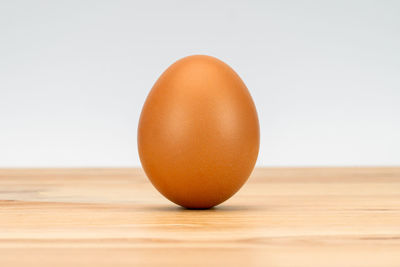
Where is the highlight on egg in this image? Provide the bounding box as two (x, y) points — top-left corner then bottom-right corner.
(138, 55), (259, 209)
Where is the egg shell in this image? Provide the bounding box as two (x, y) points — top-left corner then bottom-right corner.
(138, 55), (259, 209)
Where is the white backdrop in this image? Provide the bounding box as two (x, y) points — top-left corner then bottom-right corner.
(1, 0), (399, 167)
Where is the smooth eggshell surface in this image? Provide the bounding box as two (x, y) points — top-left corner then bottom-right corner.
(138, 55), (259, 209)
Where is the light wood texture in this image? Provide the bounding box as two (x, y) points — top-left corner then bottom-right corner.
(0, 168), (399, 266)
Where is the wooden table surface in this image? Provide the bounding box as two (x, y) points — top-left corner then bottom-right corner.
(0, 168), (399, 266)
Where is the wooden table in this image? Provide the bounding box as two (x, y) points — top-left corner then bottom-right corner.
(0, 168), (399, 266)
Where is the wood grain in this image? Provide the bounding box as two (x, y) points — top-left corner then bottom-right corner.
(0, 168), (399, 266)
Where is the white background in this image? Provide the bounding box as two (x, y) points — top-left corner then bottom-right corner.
(1, 0), (399, 167)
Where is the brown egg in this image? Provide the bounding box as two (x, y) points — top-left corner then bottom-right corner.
(138, 55), (259, 209)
